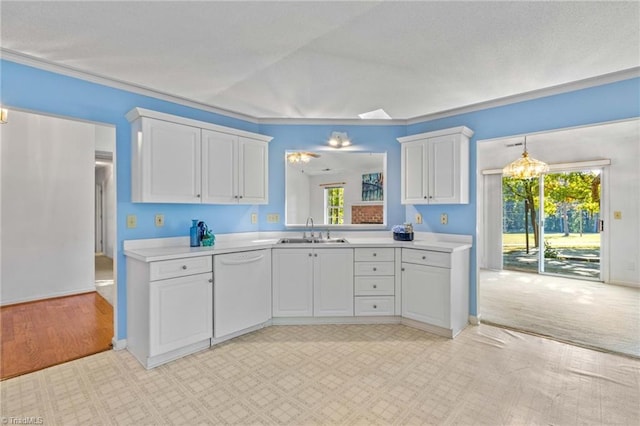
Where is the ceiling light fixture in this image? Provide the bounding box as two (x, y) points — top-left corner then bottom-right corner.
(502, 136), (549, 179)
(328, 132), (351, 148)
(0, 107), (8, 124)
(286, 152), (319, 164)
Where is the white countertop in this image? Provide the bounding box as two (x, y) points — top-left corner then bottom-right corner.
(124, 232), (472, 263)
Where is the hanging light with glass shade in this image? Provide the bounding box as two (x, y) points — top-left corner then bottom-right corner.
(502, 136), (549, 179)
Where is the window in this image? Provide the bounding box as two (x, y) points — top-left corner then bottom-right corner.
(325, 187), (344, 224)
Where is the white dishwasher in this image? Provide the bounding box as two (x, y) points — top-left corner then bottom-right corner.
(213, 249), (271, 339)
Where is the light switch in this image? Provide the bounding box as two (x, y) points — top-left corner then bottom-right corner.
(127, 214), (137, 229)
(267, 214), (280, 223)
(415, 213), (422, 224)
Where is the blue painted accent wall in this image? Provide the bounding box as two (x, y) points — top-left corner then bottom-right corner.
(2, 58), (638, 336)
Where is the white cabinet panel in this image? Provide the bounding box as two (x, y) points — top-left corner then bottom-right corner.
(149, 272), (213, 356)
(150, 256), (212, 281)
(354, 276), (395, 296)
(313, 249), (354, 317)
(354, 248), (395, 262)
(354, 261), (395, 276)
(401, 263), (450, 328)
(272, 250), (314, 317)
(238, 137), (268, 204)
(398, 126), (472, 205)
(134, 118), (202, 203)
(201, 129), (237, 204)
(355, 296), (395, 316)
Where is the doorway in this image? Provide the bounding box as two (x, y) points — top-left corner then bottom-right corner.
(502, 168), (602, 281)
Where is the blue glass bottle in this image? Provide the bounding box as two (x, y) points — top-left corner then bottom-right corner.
(190, 219), (200, 247)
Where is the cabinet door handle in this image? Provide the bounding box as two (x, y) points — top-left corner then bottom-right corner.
(372, 253), (377, 257)
(308, 253), (312, 257)
(373, 284), (377, 289)
(429, 196), (433, 199)
(401, 267), (405, 271)
(314, 253), (318, 257)
(422, 256), (426, 260)
(373, 305), (377, 309)
(196, 194), (201, 198)
(182, 265), (187, 270)
(424, 195), (427, 199)
(373, 267), (377, 271)
(239, 195), (243, 199)
(208, 278), (213, 283)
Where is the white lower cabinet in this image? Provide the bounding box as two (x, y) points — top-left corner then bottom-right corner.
(401, 248), (470, 337)
(272, 248), (354, 317)
(150, 273), (213, 356)
(127, 255), (213, 369)
(401, 263), (449, 327)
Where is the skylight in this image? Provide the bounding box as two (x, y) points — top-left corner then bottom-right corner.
(358, 109), (392, 120)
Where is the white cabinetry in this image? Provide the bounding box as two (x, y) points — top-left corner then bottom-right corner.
(127, 108), (271, 204)
(398, 126), (473, 204)
(272, 248), (354, 317)
(202, 130), (268, 204)
(354, 248), (396, 316)
(213, 250), (271, 340)
(127, 255), (213, 368)
(401, 248), (470, 337)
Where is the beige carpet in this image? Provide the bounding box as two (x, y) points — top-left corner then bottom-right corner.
(95, 254), (114, 306)
(480, 269), (640, 357)
(1, 324), (638, 425)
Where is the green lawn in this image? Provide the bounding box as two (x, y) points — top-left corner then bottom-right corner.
(503, 233), (600, 248)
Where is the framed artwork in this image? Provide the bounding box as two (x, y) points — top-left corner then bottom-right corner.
(362, 172), (383, 201)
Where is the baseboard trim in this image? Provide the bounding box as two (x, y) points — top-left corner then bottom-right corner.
(211, 322), (270, 346)
(469, 315), (481, 325)
(400, 317), (454, 338)
(111, 338), (127, 350)
(271, 316), (402, 326)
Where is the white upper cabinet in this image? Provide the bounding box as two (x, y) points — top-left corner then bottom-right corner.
(398, 126), (473, 204)
(128, 108), (271, 204)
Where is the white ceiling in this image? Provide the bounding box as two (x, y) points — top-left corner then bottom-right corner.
(2, 1), (639, 120)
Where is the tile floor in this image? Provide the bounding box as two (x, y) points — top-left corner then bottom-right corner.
(1, 323), (638, 425)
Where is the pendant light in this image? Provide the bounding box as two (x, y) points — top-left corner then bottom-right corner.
(502, 136), (548, 179)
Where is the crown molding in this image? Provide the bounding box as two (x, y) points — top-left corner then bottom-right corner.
(2, 48), (638, 126)
(0, 48), (259, 124)
(406, 67), (640, 125)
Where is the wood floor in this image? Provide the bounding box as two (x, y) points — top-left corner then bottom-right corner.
(1, 292), (113, 380)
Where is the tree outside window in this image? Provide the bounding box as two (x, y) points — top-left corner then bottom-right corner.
(325, 187), (344, 224)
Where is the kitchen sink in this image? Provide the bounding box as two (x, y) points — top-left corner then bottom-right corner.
(277, 237), (348, 244)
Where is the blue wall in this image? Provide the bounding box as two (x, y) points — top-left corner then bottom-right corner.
(2, 59), (638, 338)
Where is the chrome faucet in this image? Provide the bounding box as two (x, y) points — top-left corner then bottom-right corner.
(304, 216), (315, 239)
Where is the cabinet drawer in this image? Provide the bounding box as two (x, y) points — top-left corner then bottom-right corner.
(354, 248), (395, 262)
(354, 296), (395, 316)
(402, 248), (449, 268)
(354, 261), (395, 276)
(354, 276), (395, 296)
(150, 256), (213, 281)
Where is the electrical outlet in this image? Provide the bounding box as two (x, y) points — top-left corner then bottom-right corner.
(440, 213), (448, 225)
(251, 213), (258, 224)
(415, 213), (422, 224)
(127, 214), (137, 229)
(614, 211), (622, 220)
(267, 214), (280, 223)
(155, 214), (164, 227)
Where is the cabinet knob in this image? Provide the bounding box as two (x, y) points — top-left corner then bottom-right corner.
(208, 278), (213, 283)
(182, 265), (187, 270)
(196, 194), (201, 198)
(373, 253), (377, 257)
(373, 305), (377, 309)
(373, 267), (377, 271)
(401, 267), (405, 271)
(422, 256), (426, 260)
(308, 253), (312, 257)
(314, 253), (318, 257)
(373, 284), (377, 289)
(424, 196), (427, 199)
(239, 195), (243, 199)
(429, 196), (433, 199)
